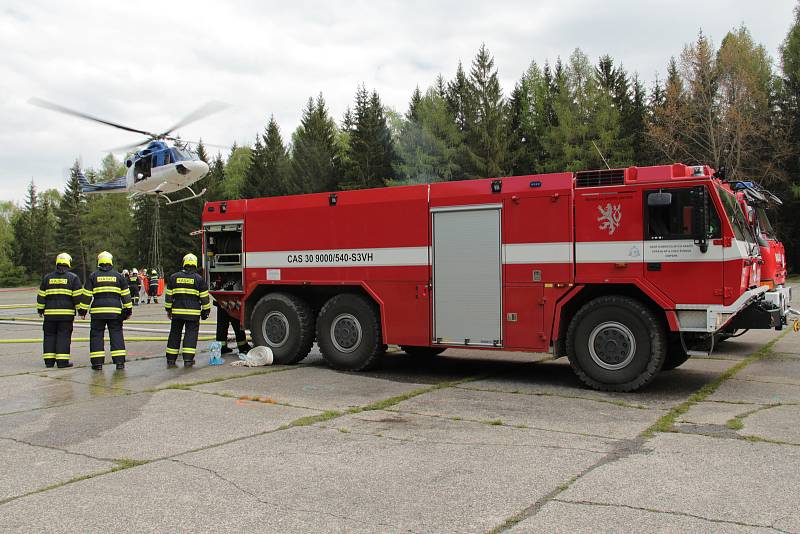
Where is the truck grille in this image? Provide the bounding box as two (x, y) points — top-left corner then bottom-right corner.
(575, 169), (625, 187)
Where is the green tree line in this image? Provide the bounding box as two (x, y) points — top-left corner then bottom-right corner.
(5, 11), (800, 285)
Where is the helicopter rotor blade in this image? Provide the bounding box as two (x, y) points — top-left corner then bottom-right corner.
(158, 100), (229, 137)
(29, 98), (158, 138)
(105, 138), (155, 153)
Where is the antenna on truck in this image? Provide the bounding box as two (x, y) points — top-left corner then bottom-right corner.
(592, 140), (611, 170)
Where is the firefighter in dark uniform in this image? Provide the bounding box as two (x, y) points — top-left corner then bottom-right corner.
(83, 251), (132, 370)
(36, 252), (83, 368)
(128, 268), (141, 306)
(147, 269), (159, 304)
(215, 301), (252, 354)
(164, 253), (210, 367)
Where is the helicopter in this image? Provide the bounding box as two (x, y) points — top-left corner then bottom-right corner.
(30, 98), (227, 205)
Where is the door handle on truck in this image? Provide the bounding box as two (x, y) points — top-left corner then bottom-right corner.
(647, 263), (662, 271)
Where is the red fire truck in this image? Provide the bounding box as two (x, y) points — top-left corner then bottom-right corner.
(202, 163), (787, 391)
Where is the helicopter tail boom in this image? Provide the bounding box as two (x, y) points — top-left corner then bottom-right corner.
(77, 171), (128, 194)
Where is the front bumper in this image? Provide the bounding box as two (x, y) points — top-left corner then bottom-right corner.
(675, 286), (769, 333)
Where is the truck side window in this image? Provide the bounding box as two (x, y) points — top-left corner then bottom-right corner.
(645, 188), (721, 240)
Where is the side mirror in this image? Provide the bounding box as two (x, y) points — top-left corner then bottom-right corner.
(647, 192), (673, 207)
(690, 186), (709, 253)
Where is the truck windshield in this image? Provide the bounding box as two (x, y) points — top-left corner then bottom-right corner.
(716, 185), (756, 246)
(756, 207), (776, 240)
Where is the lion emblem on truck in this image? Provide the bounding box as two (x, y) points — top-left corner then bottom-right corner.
(597, 203), (622, 235)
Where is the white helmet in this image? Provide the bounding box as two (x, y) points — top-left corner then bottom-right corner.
(122, 269), (129, 276)
(132, 268), (138, 274)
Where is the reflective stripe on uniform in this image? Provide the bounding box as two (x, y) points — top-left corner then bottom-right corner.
(44, 288), (74, 296)
(90, 307), (122, 314)
(110, 350), (126, 357)
(55, 354), (70, 360)
(44, 309), (75, 315)
(201, 303), (211, 310)
(171, 308), (201, 315)
(123, 302), (133, 309)
(170, 288), (200, 296)
(90, 351), (104, 357)
(37, 290), (46, 297)
(42, 353), (56, 359)
(93, 286), (123, 294)
(182, 347), (196, 354)
(166, 347), (180, 355)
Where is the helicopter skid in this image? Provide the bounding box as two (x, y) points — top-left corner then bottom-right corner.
(161, 186), (207, 205)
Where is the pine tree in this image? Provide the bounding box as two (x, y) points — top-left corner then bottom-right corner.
(507, 61), (551, 174)
(394, 88), (463, 183)
(240, 134), (266, 199)
(342, 86), (396, 189)
(206, 153), (227, 201)
(291, 94), (339, 193)
(463, 44), (509, 178)
(55, 161), (89, 280)
(261, 116), (291, 196)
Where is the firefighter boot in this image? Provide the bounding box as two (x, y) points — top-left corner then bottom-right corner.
(57, 360), (74, 369)
(43, 357), (56, 368)
(183, 359), (195, 367)
(116, 363), (125, 370)
(166, 357), (177, 368)
(220, 344), (233, 354)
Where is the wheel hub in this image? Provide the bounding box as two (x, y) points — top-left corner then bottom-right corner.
(330, 313), (362, 353)
(588, 321), (636, 370)
(263, 311), (289, 348)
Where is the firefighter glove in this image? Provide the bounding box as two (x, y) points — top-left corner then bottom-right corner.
(201, 309), (210, 320)
(167, 310), (172, 319)
(79, 311), (86, 319)
(37, 309), (43, 317)
(122, 308), (132, 321)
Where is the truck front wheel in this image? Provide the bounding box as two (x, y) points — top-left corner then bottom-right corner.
(250, 293), (314, 364)
(317, 294), (384, 371)
(566, 296), (665, 392)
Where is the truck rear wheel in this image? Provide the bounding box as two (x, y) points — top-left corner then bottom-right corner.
(250, 293), (314, 364)
(400, 346), (446, 358)
(566, 296), (665, 392)
(317, 294), (383, 371)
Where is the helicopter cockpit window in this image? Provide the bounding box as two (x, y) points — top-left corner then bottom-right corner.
(171, 148), (194, 162)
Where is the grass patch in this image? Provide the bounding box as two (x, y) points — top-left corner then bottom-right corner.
(112, 458), (149, 471)
(642, 334), (785, 438)
(726, 418), (744, 430)
(280, 410), (342, 430)
(483, 419), (504, 426)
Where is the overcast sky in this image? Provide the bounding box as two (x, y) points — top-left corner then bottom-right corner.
(0, 0), (796, 202)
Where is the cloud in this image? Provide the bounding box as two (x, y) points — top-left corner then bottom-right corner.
(0, 0), (795, 200)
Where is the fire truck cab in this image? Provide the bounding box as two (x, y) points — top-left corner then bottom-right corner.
(202, 163), (786, 392)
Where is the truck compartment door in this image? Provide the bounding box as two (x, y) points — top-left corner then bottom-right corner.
(432, 205), (502, 346)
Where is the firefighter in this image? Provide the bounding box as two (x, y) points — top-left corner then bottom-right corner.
(147, 269), (159, 304)
(36, 252), (83, 368)
(83, 251), (132, 370)
(128, 268), (141, 306)
(215, 300), (252, 354)
(165, 253), (210, 367)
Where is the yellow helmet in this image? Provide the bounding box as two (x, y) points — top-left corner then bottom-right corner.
(97, 251), (113, 266)
(55, 252), (72, 268)
(183, 253), (198, 267)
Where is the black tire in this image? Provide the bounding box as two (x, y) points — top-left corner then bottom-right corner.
(250, 293), (314, 364)
(400, 346), (446, 358)
(316, 293), (383, 371)
(663, 335), (691, 371)
(566, 296), (666, 392)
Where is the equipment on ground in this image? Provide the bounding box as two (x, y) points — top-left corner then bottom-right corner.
(202, 163), (792, 392)
(29, 98), (227, 205)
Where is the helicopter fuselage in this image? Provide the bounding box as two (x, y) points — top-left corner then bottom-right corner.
(125, 141), (209, 194)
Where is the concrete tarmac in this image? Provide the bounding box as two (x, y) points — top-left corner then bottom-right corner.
(1, 287), (799, 532)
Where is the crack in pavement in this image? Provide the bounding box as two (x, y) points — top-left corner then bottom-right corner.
(321, 424), (612, 454)
(486, 436), (648, 533)
(455, 385), (652, 410)
(0, 436), (116, 463)
(552, 498), (793, 533)
(385, 407), (626, 442)
(169, 458), (415, 533)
